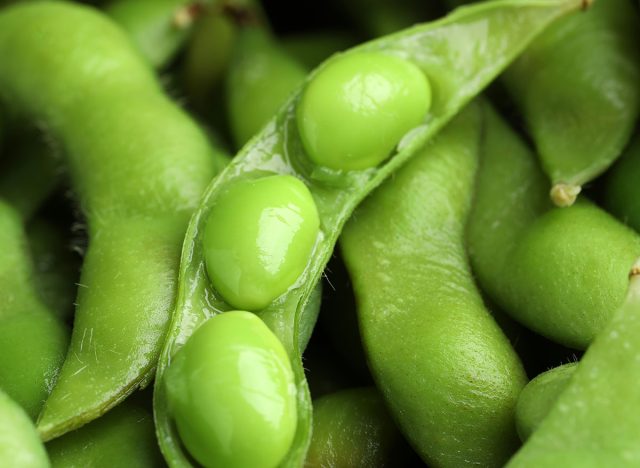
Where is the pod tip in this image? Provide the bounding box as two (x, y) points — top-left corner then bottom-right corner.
(172, 2), (204, 30)
(550, 183), (581, 207)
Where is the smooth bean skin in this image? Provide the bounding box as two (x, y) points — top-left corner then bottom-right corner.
(0, 199), (69, 420)
(0, 390), (49, 468)
(227, 26), (307, 149)
(341, 104), (527, 467)
(47, 400), (162, 468)
(0, 2), (217, 439)
(165, 311), (297, 468)
(508, 262), (640, 467)
(307, 387), (405, 468)
(297, 51), (431, 171)
(468, 105), (640, 349)
(604, 132), (640, 232)
(515, 363), (577, 441)
(203, 174), (320, 311)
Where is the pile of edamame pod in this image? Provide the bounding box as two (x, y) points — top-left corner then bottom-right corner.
(1, 0), (639, 466)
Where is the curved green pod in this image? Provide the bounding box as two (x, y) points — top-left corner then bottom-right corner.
(604, 132), (640, 232)
(307, 387), (406, 467)
(47, 399), (162, 468)
(0, 389), (49, 468)
(226, 26), (306, 149)
(0, 1), (220, 439)
(106, 0), (196, 69)
(341, 103), (527, 467)
(508, 260), (640, 466)
(467, 105), (640, 350)
(515, 362), (577, 441)
(153, 2), (582, 466)
(502, 0), (640, 206)
(0, 199), (69, 421)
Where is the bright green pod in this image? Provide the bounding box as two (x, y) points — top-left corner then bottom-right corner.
(0, 2), (219, 439)
(297, 51), (431, 171)
(203, 174), (320, 311)
(226, 27), (307, 149)
(153, 3), (587, 466)
(515, 362), (577, 441)
(508, 260), (640, 466)
(0, 389), (49, 468)
(0, 199), (69, 420)
(106, 0), (195, 69)
(604, 132), (640, 232)
(341, 103), (527, 467)
(165, 311), (297, 468)
(468, 105), (640, 350)
(307, 387), (406, 467)
(47, 400), (163, 468)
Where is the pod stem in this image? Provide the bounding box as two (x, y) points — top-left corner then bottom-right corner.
(550, 183), (581, 207)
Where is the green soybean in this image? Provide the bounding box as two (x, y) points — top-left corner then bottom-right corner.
(203, 173), (320, 311)
(515, 362), (577, 441)
(604, 132), (640, 232)
(0, 198), (69, 420)
(165, 311), (297, 468)
(47, 399), (162, 468)
(508, 260), (640, 467)
(341, 103), (527, 467)
(0, 389), (49, 468)
(307, 387), (406, 468)
(0, 1), (219, 439)
(152, 2), (585, 466)
(226, 26), (306, 149)
(297, 51), (431, 171)
(468, 104), (640, 349)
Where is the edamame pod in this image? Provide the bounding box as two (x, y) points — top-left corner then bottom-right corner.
(154, 5), (582, 466)
(153, 3), (585, 465)
(47, 399), (163, 468)
(226, 26), (306, 149)
(508, 260), (640, 466)
(468, 105), (640, 349)
(0, 199), (69, 420)
(503, 0), (640, 206)
(515, 362), (577, 441)
(0, 2), (219, 439)
(341, 103), (527, 467)
(604, 132), (640, 232)
(0, 389), (49, 468)
(307, 387), (407, 468)
(106, 0), (198, 69)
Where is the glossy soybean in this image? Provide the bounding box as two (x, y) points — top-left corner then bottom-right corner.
(297, 51), (431, 171)
(341, 104), (527, 467)
(203, 174), (320, 311)
(165, 311), (297, 468)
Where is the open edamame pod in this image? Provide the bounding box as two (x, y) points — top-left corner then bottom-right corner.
(0, 199), (69, 421)
(47, 399), (163, 468)
(341, 103), (527, 467)
(468, 104), (640, 350)
(508, 260), (640, 466)
(515, 362), (577, 441)
(307, 387), (407, 467)
(153, 1), (585, 466)
(0, 1), (223, 439)
(0, 389), (49, 468)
